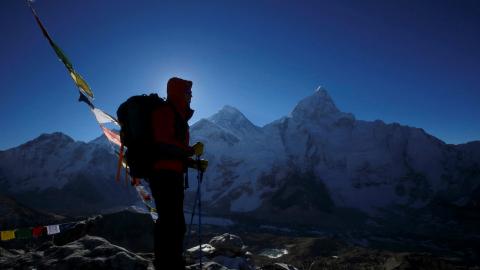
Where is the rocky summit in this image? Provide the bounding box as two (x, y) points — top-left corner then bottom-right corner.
(1, 211), (478, 270)
(0, 235), (149, 270)
(1, 232), (476, 270)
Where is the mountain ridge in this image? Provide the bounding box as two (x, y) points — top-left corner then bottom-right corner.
(188, 87), (480, 229)
(1, 87), (479, 233)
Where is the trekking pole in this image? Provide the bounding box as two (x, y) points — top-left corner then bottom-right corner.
(196, 156), (203, 268)
(183, 156), (204, 265)
(184, 171), (200, 252)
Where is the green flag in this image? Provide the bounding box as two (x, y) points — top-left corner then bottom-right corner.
(15, 228), (32, 239)
(52, 41), (74, 72)
(28, 1), (94, 100)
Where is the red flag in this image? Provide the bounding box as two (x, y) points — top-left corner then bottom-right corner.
(32, 226), (45, 238)
(101, 126), (121, 147)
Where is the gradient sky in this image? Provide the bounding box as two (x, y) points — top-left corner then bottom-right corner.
(1, 0), (479, 150)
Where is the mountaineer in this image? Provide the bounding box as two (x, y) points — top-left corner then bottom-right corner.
(149, 77), (206, 269)
(117, 77), (207, 269)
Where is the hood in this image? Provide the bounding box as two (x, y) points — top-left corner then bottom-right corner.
(166, 77), (194, 120)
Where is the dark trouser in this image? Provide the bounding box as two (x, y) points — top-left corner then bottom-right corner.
(149, 170), (186, 270)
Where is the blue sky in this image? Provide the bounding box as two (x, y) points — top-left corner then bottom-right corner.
(0, 0), (479, 150)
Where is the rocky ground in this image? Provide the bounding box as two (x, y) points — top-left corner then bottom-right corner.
(1, 210), (479, 270)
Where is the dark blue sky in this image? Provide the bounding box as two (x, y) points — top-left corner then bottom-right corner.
(1, 0), (479, 150)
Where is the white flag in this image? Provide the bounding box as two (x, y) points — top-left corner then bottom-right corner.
(91, 108), (118, 125)
(150, 211), (158, 221)
(46, 225), (60, 235)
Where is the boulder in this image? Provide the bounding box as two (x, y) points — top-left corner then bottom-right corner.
(208, 233), (245, 256)
(185, 244), (216, 265)
(0, 235), (149, 270)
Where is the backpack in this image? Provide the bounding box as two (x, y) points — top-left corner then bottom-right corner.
(116, 93), (165, 179)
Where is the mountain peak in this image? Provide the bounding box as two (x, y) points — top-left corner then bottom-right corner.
(220, 105), (243, 114)
(315, 85), (330, 98)
(291, 86), (340, 120)
(209, 105), (249, 124)
(17, 132), (75, 151)
(33, 132), (74, 144)
(208, 105), (260, 137)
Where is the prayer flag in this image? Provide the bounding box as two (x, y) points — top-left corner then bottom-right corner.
(28, 2), (94, 100)
(27, 1), (157, 221)
(92, 108), (118, 125)
(101, 126), (121, 146)
(1, 230), (15, 241)
(70, 71), (94, 99)
(78, 91), (94, 108)
(29, 4), (74, 72)
(15, 228), (33, 239)
(136, 185), (151, 201)
(150, 211), (158, 221)
(52, 41), (74, 72)
(46, 225), (60, 235)
(32, 226), (45, 238)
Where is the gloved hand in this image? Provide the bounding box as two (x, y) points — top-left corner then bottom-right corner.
(191, 142), (204, 156)
(197, 159), (208, 172)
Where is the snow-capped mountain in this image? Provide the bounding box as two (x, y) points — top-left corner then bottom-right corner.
(208, 105), (263, 139)
(0, 86), (478, 229)
(190, 87), (480, 227)
(0, 132), (138, 215)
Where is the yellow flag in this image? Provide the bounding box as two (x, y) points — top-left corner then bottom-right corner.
(1, 230), (15, 241)
(70, 71), (94, 99)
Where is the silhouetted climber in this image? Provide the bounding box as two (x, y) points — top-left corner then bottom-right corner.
(149, 77), (207, 269)
(117, 77), (207, 269)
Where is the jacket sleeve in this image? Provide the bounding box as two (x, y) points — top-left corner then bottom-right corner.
(152, 106), (192, 160)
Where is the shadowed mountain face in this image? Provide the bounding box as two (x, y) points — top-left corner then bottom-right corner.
(0, 132), (138, 216)
(0, 195), (64, 229)
(0, 87), (479, 234)
(189, 87), (480, 232)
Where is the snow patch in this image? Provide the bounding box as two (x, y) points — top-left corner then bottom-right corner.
(259, 248), (289, 259)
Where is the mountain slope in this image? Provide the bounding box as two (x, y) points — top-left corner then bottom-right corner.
(0, 194), (64, 229)
(0, 132), (138, 216)
(1, 86), (478, 229)
(190, 87), (480, 229)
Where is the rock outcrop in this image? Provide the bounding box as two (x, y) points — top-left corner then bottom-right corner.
(0, 235), (149, 270)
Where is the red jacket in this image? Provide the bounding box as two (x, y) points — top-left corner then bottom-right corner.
(151, 78), (194, 173)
